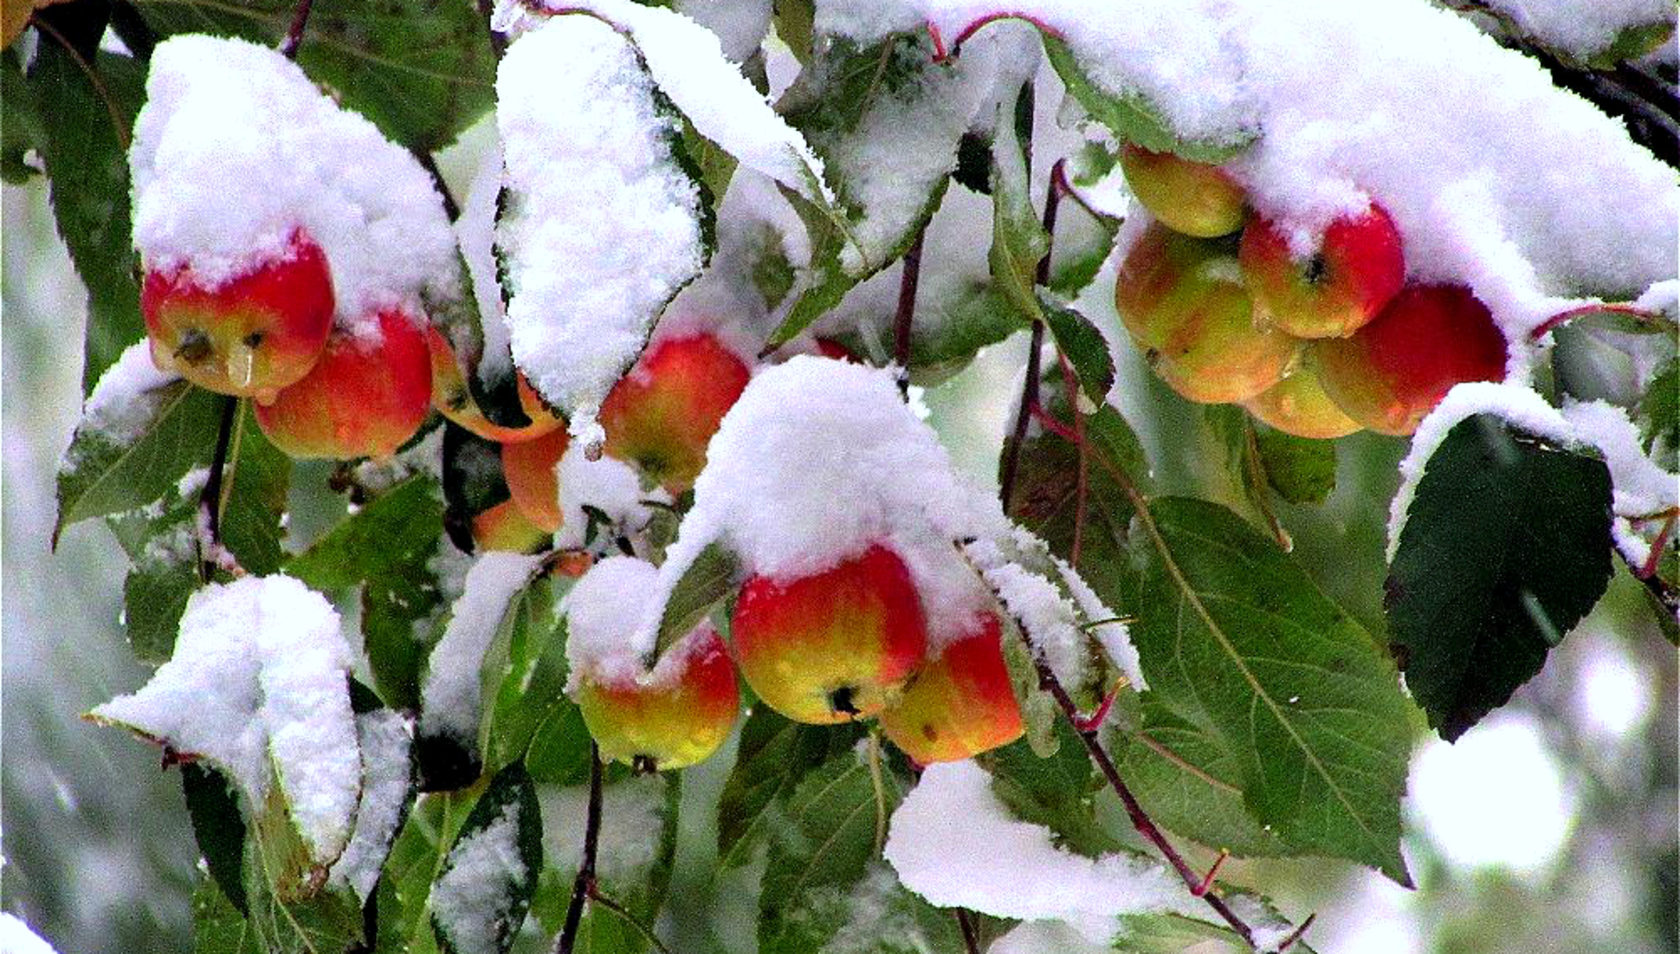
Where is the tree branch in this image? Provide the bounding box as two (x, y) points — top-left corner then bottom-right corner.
(198, 396), (241, 582)
(893, 227), (927, 397)
(955, 908), (982, 954)
(554, 743), (604, 954)
(278, 0), (316, 60)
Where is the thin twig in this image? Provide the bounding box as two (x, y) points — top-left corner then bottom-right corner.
(554, 743), (604, 954)
(893, 227), (927, 397)
(278, 0), (316, 59)
(955, 908), (982, 954)
(198, 396), (241, 582)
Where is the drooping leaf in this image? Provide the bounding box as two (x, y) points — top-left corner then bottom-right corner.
(183, 763), (250, 916)
(652, 541), (738, 657)
(430, 762), (543, 954)
(1039, 294), (1116, 405)
(1251, 419), (1338, 505)
(478, 579), (573, 778)
(1387, 414), (1614, 741)
(977, 722), (1120, 858)
(216, 403), (292, 575)
(1123, 497), (1414, 883)
(986, 79), (1048, 325)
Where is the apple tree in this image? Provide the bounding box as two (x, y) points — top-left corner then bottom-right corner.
(10, 0), (1678, 951)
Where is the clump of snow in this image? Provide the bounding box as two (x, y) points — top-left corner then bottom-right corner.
(884, 760), (1189, 944)
(675, 0), (773, 62)
(1559, 400), (1677, 516)
(453, 132), (512, 387)
(0, 915), (60, 954)
(329, 710), (413, 902)
(89, 575), (360, 865)
(542, 773), (666, 883)
(657, 356), (1004, 648)
(130, 35), (458, 338)
(553, 435), (672, 552)
(562, 556), (659, 686)
(1478, 0), (1675, 59)
(818, 0), (1679, 370)
(62, 341), (180, 467)
(494, 16), (705, 448)
(419, 553), (544, 744)
(431, 807), (527, 954)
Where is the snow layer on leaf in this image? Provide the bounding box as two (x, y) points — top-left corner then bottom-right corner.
(329, 710), (413, 902)
(819, 0), (1679, 357)
(495, 16), (705, 446)
(1559, 400), (1677, 516)
(676, 0), (772, 61)
(131, 36), (457, 338)
(660, 356), (1004, 647)
(542, 774), (665, 883)
(1480, 0), (1674, 58)
(62, 341), (179, 467)
(90, 575), (359, 864)
(0, 915), (60, 954)
(419, 552), (543, 744)
(455, 132), (512, 385)
(431, 806), (526, 954)
(988, 920), (1111, 954)
(553, 442), (669, 552)
(885, 760), (1190, 943)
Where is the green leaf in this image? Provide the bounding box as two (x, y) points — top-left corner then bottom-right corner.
(375, 789), (478, 954)
(134, 0), (497, 152)
(290, 475), (447, 709)
(716, 709), (866, 870)
(987, 79), (1048, 325)
(218, 403), (292, 575)
(26, 41), (146, 391)
(1039, 294), (1116, 405)
(191, 877), (262, 954)
(184, 763), (250, 916)
(1124, 497), (1414, 883)
(1387, 414), (1614, 741)
(977, 723), (1120, 858)
(652, 542), (738, 657)
(2, 48), (40, 183)
(479, 580), (575, 778)
(432, 762), (543, 954)
(1252, 420), (1337, 505)
(244, 787), (365, 953)
(56, 376), (223, 541)
(1638, 357), (1678, 469)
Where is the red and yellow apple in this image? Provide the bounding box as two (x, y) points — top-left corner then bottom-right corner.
(1240, 202), (1405, 339)
(1315, 283), (1508, 436)
(471, 498), (552, 554)
(254, 308), (431, 460)
(572, 625), (740, 770)
(879, 614), (1023, 764)
(1242, 363), (1362, 439)
(142, 229), (335, 401)
(600, 334), (751, 494)
(731, 545), (927, 724)
(1115, 223), (1298, 404)
(501, 428), (569, 534)
(1119, 144), (1247, 238)
(427, 327), (564, 444)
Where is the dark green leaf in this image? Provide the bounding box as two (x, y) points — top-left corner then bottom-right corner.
(1251, 420), (1337, 505)
(479, 580), (574, 777)
(652, 542), (738, 657)
(218, 403), (291, 575)
(1124, 497), (1414, 883)
(134, 0), (497, 152)
(191, 877), (262, 954)
(375, 789), (476, 954)
(717, 709), (866, 870)
(2, 48), (41, 183)
(184, 763), (250, 916)
(1039, 294), (1116, 405)
(978, 723), (1120, 858)
(1387, 414), (1614, 741)
(432, 762), (543, 954)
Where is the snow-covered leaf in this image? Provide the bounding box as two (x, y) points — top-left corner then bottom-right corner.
(1388, 414), (1614, 740)
(652, 540), (738, 657)
(478, 577), (570, 777)
(977, 723), (1120, 859)
(328, 710), (415, 903)
(430, 763), (542, 954)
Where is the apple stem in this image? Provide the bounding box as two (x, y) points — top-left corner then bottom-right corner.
(893, 227), (927, 397)
(278, 0), (316, 60)
(197, 396), (240, 582)
(554, 742), (604, 954)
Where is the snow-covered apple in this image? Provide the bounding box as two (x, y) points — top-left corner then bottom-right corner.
(1243, 363), (1363, 439)
(427, 327), (565, 444)
(1119, 144), (1247, 238)
(142, 229), (335, 401)
(879, 614), (1023, 764)
(1239, 202), (1405, 339)
(600, 333), (751, 494)
(731, 544), (928, 724)
(254, 308), (431, 460)
(1315, 283), (1509, 436)
(501, 428), (569, 534)
(571, 623), (740, 770)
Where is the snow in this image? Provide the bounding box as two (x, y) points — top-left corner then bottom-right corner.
(553, 439), (670, 552)
(63, 341), (179, 465)
(885, 760), (1194, 944)
(453, 133), (512, 386)
(0, 915), (61, 954)
(419, 552), (544, 745)
(816, 0), (1679, 370)
(329, 710), (413, 902)
(431, 807), (527, 954)
(988, 920), (1111, 954)
(819, 865), (935, 954)
(494, 15), (705, 448)
(542, 774), (666, 883)
(561, 556), (659, 686)
(657, 356), (1005, 648)
(130, 36), (458, 339)
(1479, 0), (1675, 58)
(89, 575), (360, 865)
(675, 0), (773, 62)
(1559, 400), (1678, 516)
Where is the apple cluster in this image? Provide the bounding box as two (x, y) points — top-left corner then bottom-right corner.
(1115, 146), (1511, 438)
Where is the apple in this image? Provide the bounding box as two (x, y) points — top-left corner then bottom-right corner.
(1316, 283), (1508, 436)
(142, 229), (335, 401)
(501, 428), (569, 534)
(731, 545), (927, 725)
(427, 327), (564, 444)
(471, 498), (552, 554)
(254, 308), (431, 460)
(878, 614), (1023, 764)
(572, 624), (740, 770)
(1239, 202), (1405, 339)
(1242, 363), (1362, 439)
(600, 334), (751, 494)
(1119, 144), (1247, 238)
(1115, 223), (1298, 404)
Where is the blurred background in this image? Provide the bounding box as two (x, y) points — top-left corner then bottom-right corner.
(4, 148), (1676, 953)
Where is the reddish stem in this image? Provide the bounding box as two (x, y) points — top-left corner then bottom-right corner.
(554, 743), (603, 954)
(1528, 302), (1661, 341)
(928, 12), (1064, 63)
(894, 227), (927, 397)
(1192, 849), (1230, 898)
(278, 0), (315, 59)
(1054, 350), (1089, 566)
(1637, 511), (1677, 579)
